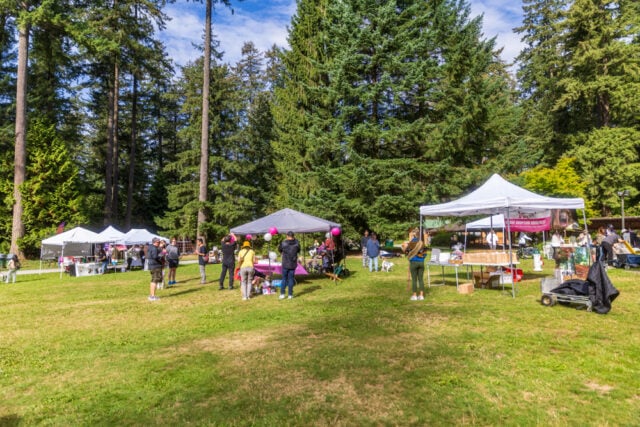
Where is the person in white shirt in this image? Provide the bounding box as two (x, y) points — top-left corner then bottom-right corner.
(551, 230), (563, 267)
(486, 230), (498, 250)
(518, 233), (532, 249)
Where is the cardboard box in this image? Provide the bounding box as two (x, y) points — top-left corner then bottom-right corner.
(458, 283), (474, 294)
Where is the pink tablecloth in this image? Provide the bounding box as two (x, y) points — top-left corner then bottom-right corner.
(254, 262), (308, 276)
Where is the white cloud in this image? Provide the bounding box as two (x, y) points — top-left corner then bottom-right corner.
(162, 1), (294, 67)
(469, 0), (524, 66)
(161, 1), (523, 70)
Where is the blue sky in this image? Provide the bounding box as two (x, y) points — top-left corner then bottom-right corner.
(163, 0), (524, 68)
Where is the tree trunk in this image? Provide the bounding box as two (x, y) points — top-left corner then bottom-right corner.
(126, 74), (138, 229)
(197, 0), (212, 237)
(104, 74), (115, 224)
(104, 60), (120, 225)
(10, 14), (29, 259)
(112, 61), (120, 220)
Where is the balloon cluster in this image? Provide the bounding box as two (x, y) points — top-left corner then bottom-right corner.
(263, 226), (278, 242)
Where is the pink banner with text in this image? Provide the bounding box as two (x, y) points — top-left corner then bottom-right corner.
(507, 217), (551, 232)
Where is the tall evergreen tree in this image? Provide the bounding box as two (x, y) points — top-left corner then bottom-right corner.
(272, 0), (517, 237)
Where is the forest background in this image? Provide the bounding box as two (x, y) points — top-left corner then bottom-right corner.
(1, 0), (639, 258)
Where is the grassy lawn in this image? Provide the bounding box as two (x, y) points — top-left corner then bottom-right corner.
(1, 255), (639, 426)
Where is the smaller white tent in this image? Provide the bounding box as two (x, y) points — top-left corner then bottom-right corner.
(120, 228), (169, 245)
(95, 225), (126, 243)
(466, 214), (505, 230)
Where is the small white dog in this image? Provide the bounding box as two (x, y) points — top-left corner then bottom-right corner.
(381, 260), (394, 272)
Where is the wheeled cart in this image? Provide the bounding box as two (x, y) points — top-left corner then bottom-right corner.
(540, 277), (592, 311)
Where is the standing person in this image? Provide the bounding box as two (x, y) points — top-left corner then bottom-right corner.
(237, 241), (256, 300)
(278, 231), (301, 299)
(157, 239), (167, 289)
(219, 233), (237, 290)
(486, 230), (498, 250)
(551, 230), (563, 267)
(5, 254), (19, 284)
(196, 238), (208, 284)
(360, 230), (370, 268)
(601, 225), (623, 266)
(594, 227), (607, 261)
(97, 246), (108, 274)
(366, 232), (381, 272)
(518, 232), (532, 250)
(324, 233), (336, 268)
(405, 229), (426, 300)
(165, 238), (181, 286)
(146, 238), (163, 301)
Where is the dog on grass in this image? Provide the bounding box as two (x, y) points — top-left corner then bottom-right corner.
(381, 260), (394, 272)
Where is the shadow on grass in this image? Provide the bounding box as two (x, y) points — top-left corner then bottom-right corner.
(0, 415), (20, 427)
(164, 287), (206, 298)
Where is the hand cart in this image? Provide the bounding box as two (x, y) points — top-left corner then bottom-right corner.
(540, 277), (592, 311)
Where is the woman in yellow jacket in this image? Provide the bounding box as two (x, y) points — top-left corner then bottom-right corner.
(237, 241), (256, 300)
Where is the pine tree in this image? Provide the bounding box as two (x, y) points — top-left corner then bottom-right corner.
(20, 120), (87, 257)
(272, 0), (518, 237)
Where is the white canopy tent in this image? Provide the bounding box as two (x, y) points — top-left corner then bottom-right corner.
(420, 174), (587, 297)
(40, 226), (100, 261)
(40, 226), (101, 276)
(95, 225), (126, 243)
(119, 228), (169, 245)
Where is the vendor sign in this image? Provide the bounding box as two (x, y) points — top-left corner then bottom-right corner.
(508, 217), (551, 232)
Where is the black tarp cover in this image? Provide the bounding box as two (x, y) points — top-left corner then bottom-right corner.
(550, 261), (620, 314)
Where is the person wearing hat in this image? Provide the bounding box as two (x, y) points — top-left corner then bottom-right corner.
(237, 240), (256, 300)
(219, 233), (237, 290)
(278, 231), (301, 299)
(147, 237), (163, 301)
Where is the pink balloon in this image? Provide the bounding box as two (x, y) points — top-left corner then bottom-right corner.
(245, 234), (253, 240)
(331, 227), (341, 236)
(269, 227), (278, 235)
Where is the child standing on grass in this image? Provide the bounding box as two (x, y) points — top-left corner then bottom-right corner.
(5, 254), (19, 283)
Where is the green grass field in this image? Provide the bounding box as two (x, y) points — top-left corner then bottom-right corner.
(1, 255), (639, 426)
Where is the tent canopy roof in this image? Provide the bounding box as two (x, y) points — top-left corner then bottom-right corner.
(466, 214), (505, 230)
(230, 208), (340, 235)
(120, 228), (169, 245)
(420, 174), (585, 217)
(41, 226), (100, 245)
(95, 225), (125, 242)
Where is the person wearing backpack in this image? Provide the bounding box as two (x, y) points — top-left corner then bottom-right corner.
(279, 231), (301, 299)
(5, 254), (19, 283)
(165, 238), (181, 286)
(237, 241), (256, 300)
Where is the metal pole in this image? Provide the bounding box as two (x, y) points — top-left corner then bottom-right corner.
(621, 196), (625, 230)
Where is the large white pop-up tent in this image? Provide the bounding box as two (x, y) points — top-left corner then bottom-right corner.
(40, 226), (100, 261)
(420, 174), (586, 296)
(40, 226), (101, 275)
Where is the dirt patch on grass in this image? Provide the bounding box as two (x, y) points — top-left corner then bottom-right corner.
(584, 381), (614, 394)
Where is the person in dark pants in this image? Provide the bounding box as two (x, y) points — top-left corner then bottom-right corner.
(196, 238), (208, 284)
(219, 233), (237, 290)
(147, 238), (163, 301)
(278, 231), (301, 299)
(601, 225), (623, 266)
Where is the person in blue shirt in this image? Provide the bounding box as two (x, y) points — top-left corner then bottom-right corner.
(366, 232), (381, 272)
(405, 229), (426, 301)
